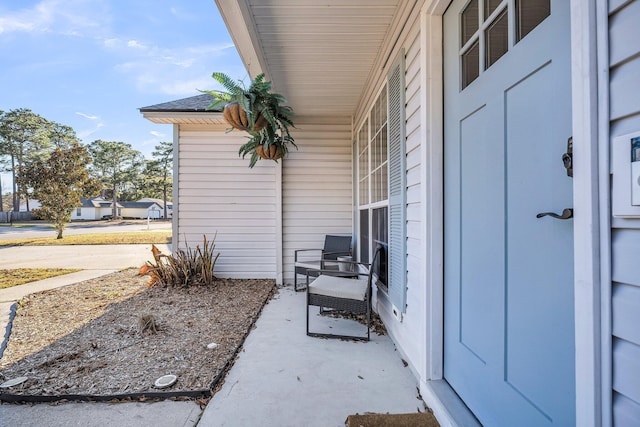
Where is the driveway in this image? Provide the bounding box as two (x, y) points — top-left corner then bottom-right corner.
(0, 244), (171, 270)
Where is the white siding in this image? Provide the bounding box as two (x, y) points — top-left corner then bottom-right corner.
(72, 207), (98, 221)
(121, 207), (158, 219)
(282, 117), (353, 284)
(177, 124), (277, 279)
(609, 2), (640, 424)
(372, 18), (423, 377)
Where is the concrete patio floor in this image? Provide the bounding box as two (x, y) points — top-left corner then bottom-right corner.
(199, 286), (423, 426)
(1, 284), (424, 426)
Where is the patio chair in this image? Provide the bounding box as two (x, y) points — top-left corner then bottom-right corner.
(305, 244), (384, 341)
(293, 234), (352, 291)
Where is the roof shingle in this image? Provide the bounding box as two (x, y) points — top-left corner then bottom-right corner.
(139, 94), (219, 112)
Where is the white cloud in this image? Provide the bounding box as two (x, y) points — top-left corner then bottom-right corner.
(168, 6), (199, 21)
(77, 122), (105, 140)
(0, 0), (106, 36)
(160, 56), (194, 68)
(103, 38), (118, 48)
(76, 111), (99, 120)
(127, 40), (147, 49)
(112, 42), (237, 96)
(158, 77), (216, 96)
(150, 131), (165, 138)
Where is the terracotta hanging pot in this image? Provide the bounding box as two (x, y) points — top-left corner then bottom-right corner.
(222, 102), (268, 132)
(255, 144), (282, 160)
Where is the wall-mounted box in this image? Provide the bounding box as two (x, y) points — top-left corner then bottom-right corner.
(612, 131), (640, 217)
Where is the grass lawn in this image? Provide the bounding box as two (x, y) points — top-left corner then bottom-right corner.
(0, 231), (171, 247)
(0, 268), (81, 289)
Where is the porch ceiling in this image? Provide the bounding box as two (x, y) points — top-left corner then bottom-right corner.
(218, 0), (406, 118)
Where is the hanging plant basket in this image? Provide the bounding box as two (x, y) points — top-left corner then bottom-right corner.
(255, 144), (283, 160)
(205, 72), (296, 168)
(222, 102), (268, 132)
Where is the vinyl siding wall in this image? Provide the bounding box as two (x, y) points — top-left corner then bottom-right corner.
(72, 208), (99, 220)
(608, 1), (640, 424)
(368, 16), (424, 377)
(176, 124), (277, 279)
(282, 117), (353, 284)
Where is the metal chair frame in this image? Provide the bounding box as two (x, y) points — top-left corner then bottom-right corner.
(305, 246), (382, 341)
(293, 234), (352, 291)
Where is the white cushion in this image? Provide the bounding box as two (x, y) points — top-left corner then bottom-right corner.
(309, 275), (368, 301)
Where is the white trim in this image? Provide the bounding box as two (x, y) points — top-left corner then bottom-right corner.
(141, 111), (226, 125)
(214, 0), (266, 79)
(275, 161), (283, 286)
(422, 3), (445, 383)
(419, 3), (430, 390)
(172, 124), (179, 253)
(570, 1), (605, 426)
(421, 2), (468, 426)
(596, 0), (612, 423)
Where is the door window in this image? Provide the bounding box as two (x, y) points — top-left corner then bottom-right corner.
(516, 0), (550, 41)
(460, 0), (550, 89)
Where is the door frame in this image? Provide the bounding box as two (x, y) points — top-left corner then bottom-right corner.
(418, 1), (611, 426)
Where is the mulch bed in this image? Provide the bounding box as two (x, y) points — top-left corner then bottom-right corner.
(0, 269), (275, 401)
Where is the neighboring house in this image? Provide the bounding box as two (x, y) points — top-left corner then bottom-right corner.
(120, 201), (163, 219)
(18, 199), (41, 212)
(138, 197), (173, 218)
(72, 197), (122, 220)
(141, 1), (639, 426)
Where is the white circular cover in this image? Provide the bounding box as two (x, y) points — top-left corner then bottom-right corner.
(0, 376), (28, 388)
(154, 374), (177, 389)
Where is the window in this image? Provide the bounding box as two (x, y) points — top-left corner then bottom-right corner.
(357, 85), (389, 265)
(76, 207), (81, 216)
(355, 49), (407, 312)
(460, 0), (550, 89)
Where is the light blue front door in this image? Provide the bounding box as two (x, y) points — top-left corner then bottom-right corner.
(443, 1), (574, 426)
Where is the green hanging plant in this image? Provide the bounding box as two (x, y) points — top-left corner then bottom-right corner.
(202, 72), (297, 168)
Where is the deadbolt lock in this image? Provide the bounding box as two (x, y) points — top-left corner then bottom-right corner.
(562, 137), (573, 177)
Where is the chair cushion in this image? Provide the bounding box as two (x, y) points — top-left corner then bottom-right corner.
(309, 275), (369, 301)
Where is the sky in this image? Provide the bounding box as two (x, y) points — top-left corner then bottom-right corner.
(0, 0), (246, 194)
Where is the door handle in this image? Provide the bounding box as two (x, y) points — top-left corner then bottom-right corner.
(536, 208), (573, 220)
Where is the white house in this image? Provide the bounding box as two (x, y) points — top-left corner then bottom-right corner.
(120, 201), (163, 219)
(141, 1), (640, 425)
(18, 199), (41, 212)
(70, 197), (121, 220)
(138, 198), (173, 218)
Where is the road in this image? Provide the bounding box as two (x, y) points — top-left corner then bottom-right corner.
(0, 220), (171, 241)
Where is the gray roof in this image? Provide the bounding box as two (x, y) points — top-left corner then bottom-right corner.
(78, 198), (95, 207)
(138, 198), (173, 208)
(139, 94), (220, 112)
(120, 201), (158, 209)
(78, 197), (123, 208)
